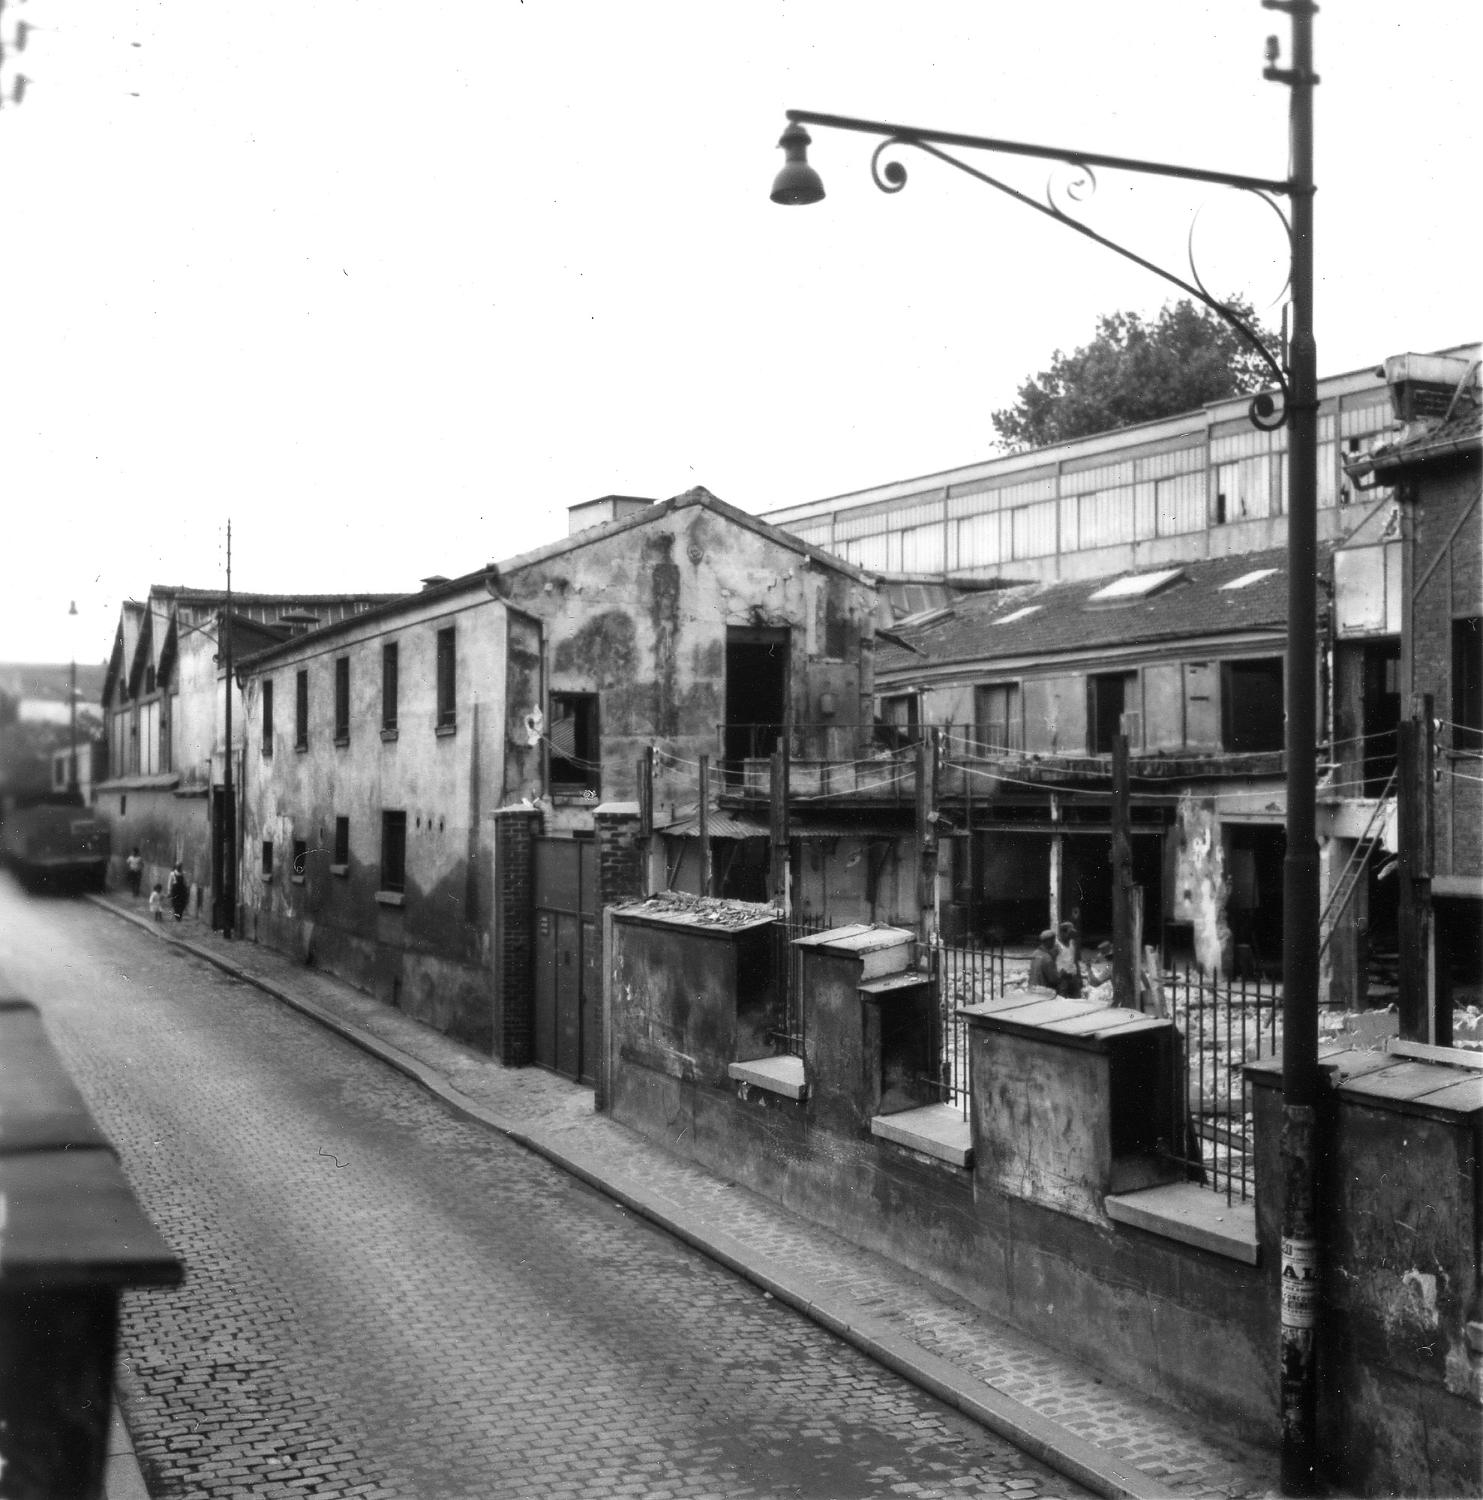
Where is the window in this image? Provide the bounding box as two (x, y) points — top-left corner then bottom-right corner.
(333, 815), (350, 868)
(295, 669), (309, 751)
(877, 693), (921, 750)
(291, 837), (308, 883)
(261, 839), (274, 879)
(548, 693), (600, 795)
(1453, 617), (1482, 753)
(382, 643), (399, 733)
(334, 657), (350, 744)
(262, 679), (274, 756)
(1088, 672), (1137, 754)
(436, 627), (456, 729)
(381, 810), (407, 893)
(1222, 658), (1285, 752)
(974, 683), (1022, 753)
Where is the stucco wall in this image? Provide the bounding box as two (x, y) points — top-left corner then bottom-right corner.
(237, 585), (510, 1050)
(496, 502), (877, 832)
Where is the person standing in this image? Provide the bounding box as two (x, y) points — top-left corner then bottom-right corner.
(1054, 920), (1083, 997)
(148, 883), (164, 922)
(168, 862), (189, 922)
(1027, 929), (1059, 991)
(125, 847), (143, 899)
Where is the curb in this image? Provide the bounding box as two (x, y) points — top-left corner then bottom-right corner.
(90, 895), (1180, 1500)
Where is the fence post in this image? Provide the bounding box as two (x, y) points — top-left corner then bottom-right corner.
(1111, 733), (1136, 1007)
(698, 754), (712, 898)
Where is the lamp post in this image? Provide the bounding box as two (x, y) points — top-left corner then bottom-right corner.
(770, 4), (1320, 1491)
(67, 600), (79, 799)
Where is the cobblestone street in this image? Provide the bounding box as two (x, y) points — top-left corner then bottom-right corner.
(1, 877), (1093, 1500)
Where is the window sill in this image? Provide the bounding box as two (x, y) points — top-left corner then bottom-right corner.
(1104, 1182), (1258, 1264)
(290, 874), (305, 886)
(435, 722), (457, 738)
(260, 873), (273, 884)
(870, 1103), (973, 1168)
(380, 728), (399, 743)
(334, 734), (349, 748)
(728, 1055), (807, 1100)
(294, 743), (308, 755)
(374, 889), (405, 907)
(551, 788), (601, 805)
(330, 863), (349, 878)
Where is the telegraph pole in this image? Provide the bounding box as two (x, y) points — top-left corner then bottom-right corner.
(220, 521), (236, 939)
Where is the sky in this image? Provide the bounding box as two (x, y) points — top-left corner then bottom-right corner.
(0, 0), (1477, 667)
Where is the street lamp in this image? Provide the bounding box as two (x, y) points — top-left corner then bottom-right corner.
(67, 599), (79, 799)
(770, 4), (1320, 1492)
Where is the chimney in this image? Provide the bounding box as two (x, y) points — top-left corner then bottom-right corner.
(1381, 353), (1477, 425)
(567, 495), (656, 536)
(277, 611), (320, 637)
(421, 575), (451, 591)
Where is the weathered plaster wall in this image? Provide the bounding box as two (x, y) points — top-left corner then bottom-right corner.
(238, 587), (510, 1050)
(103, 786), (212, 908)
(607, 908), (1273, 1451)
(498, 502), (877, 832)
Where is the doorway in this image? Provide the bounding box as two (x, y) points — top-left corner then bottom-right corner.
(533, 837), (599, 1084)
(724, 627), (790, 781)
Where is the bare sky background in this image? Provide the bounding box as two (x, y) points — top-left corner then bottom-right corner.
(1, 0), (1477, 667)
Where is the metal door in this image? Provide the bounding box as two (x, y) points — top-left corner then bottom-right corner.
(533, 838), (598, 1083)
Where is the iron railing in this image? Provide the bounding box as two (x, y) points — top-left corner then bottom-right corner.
(1157, 959), (1280, 1203)
(924, 937), (1007, 1115)
(770, 911), (830, 1058)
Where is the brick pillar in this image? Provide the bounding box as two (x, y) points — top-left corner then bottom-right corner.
(593, 802), (646, 1110)
(493, 806), (541, 1066)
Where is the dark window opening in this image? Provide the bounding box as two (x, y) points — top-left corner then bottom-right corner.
(436, 626), (456, 728)
(1453, 617), (1483, 753)
(292, 838), (308, 878)
(1088, 672), (1136, 755)
(382, 643), (399, 731)
(876, 693), (921, 751)
(1361, 640), (1401, 794)
(974, 683), (1022, 753)
(1222, 658), (1285, 752)
(548, 694), (600, 795)
(724, 626), (790, 774)
(381, 810), (407, 892)
(295, 669), (309, 750)
(262, 680), (274, 756)
(144, 665), (155, 695)
(334, 657), (350, 743)
(333, 815), (349, 867)
(261, 840), (273, 878)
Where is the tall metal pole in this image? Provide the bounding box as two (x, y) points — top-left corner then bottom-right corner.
(67, 601), (79, 798)
(221, 521), (236, 940)
(1273, 2), (1320, 1491)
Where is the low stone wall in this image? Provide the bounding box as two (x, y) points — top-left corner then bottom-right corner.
(606, 897), (1483, 1495)
(604, 901), (1274, 1448)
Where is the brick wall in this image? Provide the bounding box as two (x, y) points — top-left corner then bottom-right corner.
(492, 807), (541, 1065)
(593, 803), (646, 1109)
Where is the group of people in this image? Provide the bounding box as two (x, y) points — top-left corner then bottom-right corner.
(125, 847), (191, 923)
(1027, 920), (1117, 1002)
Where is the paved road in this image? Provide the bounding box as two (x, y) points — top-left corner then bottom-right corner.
(1, 877), (1092, 1500)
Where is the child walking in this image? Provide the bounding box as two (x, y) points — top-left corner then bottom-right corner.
(149, 883), (164, 922)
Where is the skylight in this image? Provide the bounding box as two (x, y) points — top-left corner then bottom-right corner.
(1086, 568), (1186, 603)
(994, 605), (1042, 624)
(1220, 568), (1279, 591)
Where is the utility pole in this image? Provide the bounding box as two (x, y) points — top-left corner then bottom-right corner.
(1397, 696), (1438, 1044)
(220, 521), (236, 939)
(67, 600), (79, 798)
(1268, 3), (1322, 1489)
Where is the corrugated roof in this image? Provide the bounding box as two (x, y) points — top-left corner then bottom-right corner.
(875, 544), (1322, 675)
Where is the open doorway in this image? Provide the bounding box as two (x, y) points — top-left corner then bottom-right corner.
(724, 627), (789, 781)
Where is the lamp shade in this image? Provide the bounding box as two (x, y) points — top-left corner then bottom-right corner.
(770, 121), (824, 205)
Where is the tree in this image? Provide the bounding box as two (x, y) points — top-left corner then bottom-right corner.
(991, 297), (1278, 452)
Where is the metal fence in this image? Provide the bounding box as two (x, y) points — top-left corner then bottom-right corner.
(1156, 960), (1280, 1203)
(925, 938), (1008, 1115)
(771, 912), (829, 1058)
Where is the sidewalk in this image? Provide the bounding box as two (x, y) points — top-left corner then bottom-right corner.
(93, 892), (1278, 1500)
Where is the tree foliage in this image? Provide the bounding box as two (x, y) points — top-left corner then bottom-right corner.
(991, 297), (1277, 452)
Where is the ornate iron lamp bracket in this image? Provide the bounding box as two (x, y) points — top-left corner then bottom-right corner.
(791, 111), (1296, 432)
